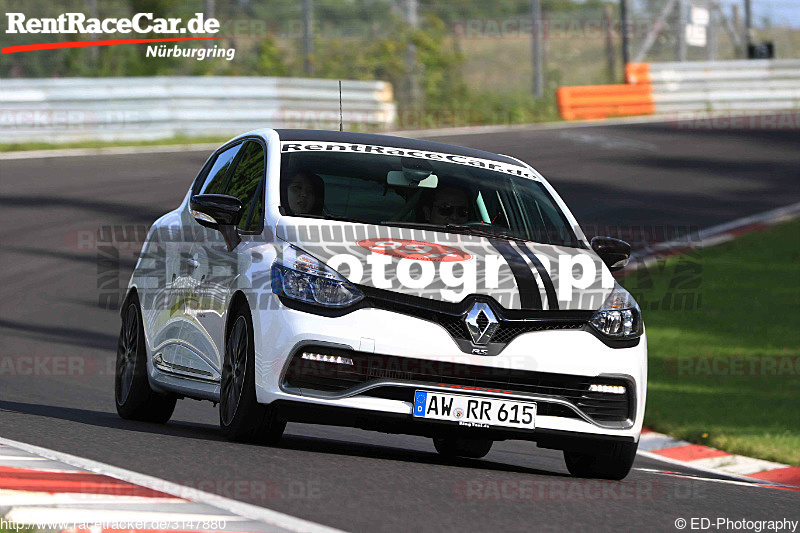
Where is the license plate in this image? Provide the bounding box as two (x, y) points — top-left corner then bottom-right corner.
(413, 390), (536, 430)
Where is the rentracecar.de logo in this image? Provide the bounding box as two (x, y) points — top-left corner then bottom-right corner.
(5, 13), (219, 35)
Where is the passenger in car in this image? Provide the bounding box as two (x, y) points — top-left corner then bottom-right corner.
(286, 171), (325, 215)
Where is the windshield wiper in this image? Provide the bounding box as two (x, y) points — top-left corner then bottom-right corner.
(445, 224), (516, 241)
(379, 220), (515, 241)
(290, 213), (367, 224)
(379, 221), (442, 230)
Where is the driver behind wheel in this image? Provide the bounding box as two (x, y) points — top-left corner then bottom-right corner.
(421, 185), (471, 225)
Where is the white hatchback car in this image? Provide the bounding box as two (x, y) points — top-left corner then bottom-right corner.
(117, 129), (647, 479)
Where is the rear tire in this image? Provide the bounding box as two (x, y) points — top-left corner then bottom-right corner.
(219, 303), (286, 444)
(433, 437), (493, 459)
(563, 441), (638, 480)
(115, 296), (177, 423)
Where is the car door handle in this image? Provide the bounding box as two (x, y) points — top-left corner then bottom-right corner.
(186, 258), (200, 269)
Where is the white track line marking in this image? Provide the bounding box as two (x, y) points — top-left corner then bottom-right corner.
(6, 508), (237, 526)
(636, 450), (786, 486)
(635, 468), (795, 491)
(628, 200), (800, 269)
(0, 491), (181, 505)
(689, 455), (788, 475)
(637, 433), (690, 451)
(0, 436), (346, 533)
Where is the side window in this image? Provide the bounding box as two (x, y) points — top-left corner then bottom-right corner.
(516, 183), (576, 247)
(224, 141), (266, 231)
(196, 143), (243, 195)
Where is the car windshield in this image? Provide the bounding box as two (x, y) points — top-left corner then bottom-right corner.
(279, 146), (580, 247)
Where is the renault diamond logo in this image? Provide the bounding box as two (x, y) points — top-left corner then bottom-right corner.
(465, 302), (499, 346)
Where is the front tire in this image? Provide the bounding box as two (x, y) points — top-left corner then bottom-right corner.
(433, 437), (493, 459)
(219, 303), (286, 444)
(563, 441), (638, 480)
(115, 296), (177, 423)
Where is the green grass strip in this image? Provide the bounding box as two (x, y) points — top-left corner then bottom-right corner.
(625, 218), (800, 465)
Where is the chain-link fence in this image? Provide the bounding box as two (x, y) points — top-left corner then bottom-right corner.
(624, 0), (800, 64)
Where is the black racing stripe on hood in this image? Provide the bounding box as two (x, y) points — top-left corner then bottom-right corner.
(488, 238), (542, 310)
(515, 241), (559, 311)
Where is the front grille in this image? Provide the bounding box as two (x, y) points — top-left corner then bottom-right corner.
(283, 348), (633, 423)
(358, 285), (592, 347)
(440, 318), (470, 340)
(437, 315), (586, 345)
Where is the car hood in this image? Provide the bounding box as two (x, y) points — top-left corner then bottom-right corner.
(275, 218), (614, 311)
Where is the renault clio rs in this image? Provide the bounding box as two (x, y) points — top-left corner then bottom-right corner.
(116, 129), (646, 479)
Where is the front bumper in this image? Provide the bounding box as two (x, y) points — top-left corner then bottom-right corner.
(252, 302), (647, 443)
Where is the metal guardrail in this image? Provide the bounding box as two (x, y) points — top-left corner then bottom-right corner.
(0, 76), (396, 143)
(646, 59), (800, 113)
(557, 59), (800, 120)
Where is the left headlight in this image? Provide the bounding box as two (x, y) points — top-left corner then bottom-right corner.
(271, 246), (364, 308)
(589, 283), (642, 339)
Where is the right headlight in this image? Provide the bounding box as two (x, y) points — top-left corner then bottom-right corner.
(589, 283), (642, 339)
(271, 245), (363, 308)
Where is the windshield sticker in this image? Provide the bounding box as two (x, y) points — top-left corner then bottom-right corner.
(280, 141), (537, 180)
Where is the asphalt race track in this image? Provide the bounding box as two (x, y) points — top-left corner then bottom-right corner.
(1, 116), (798, 532)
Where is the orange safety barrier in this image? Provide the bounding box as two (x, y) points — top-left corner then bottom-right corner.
(556, 63), (654, 121)
(625, 63), (651, 84)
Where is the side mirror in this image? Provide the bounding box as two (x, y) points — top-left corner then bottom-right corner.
(190, 194), (243, 251)
(591, 236), (631, 272)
